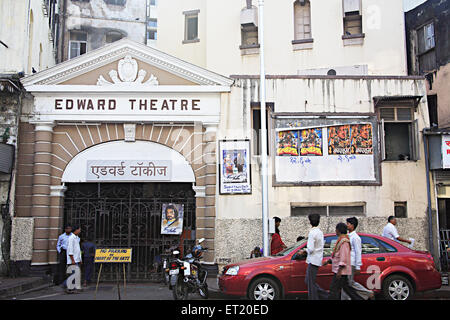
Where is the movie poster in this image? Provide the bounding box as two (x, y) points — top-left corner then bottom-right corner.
(161, 203), (184, 235)
(299, 128), (323, 156)
(219, 140), (252, 194)
(277, 131), (299, 156)
(328, 125), (351, 155)
(350, 124), (373, 155)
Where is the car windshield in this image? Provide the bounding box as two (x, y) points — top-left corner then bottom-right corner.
(273, 238), (308, 256)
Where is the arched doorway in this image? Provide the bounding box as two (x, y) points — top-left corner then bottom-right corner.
(61, 140), (197, 281)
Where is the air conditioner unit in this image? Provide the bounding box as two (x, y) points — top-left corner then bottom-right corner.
(240, 6), (258, 27)
(343, 0), (361, 14)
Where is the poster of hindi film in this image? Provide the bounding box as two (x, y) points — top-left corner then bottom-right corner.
(277, 131), (299, 156)
(161, 203), (184, 235)
(274, 117), (380, 185)
(328, 125), (351, 155)
(219, 140), (252, 194)
(299, 128), (323, 156)
(350, 124), (373, 155)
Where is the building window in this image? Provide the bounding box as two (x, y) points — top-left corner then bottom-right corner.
(342, 0), (364, 45)
(241, 25), (258, 47)
(147, 18), (157, 40)
(378, 105), (419, 161)
(251, 102), (272, 156)
(427, 95), (438, 127)
(104, 0), (126, 5)
(417, 22), (437, 73)
(183, 10), (199, 43)
(69, 31), (87, 59)
(394, 202), (408, 218)
(291, 203), (366, 216)
(293, 0), (312, 41)
(105, 31), (124, 44)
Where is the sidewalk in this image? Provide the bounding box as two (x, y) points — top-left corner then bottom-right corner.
(0, 276), (53, 299)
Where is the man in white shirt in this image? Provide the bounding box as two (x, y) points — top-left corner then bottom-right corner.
(342, 217), (374, 300)
(55, 225), (72, 285)
(382, 216), (412, 245)
(66, 225), (82, 293)
(299, 214), (328, 300)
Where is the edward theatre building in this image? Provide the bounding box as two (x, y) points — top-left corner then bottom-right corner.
(12, 39), (233, 279)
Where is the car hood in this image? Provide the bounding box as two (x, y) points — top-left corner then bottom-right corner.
(229, 256), (282, 268)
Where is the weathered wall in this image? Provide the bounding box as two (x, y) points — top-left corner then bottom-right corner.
(63, 0), (147, 61)
(0, 0), (56, 74)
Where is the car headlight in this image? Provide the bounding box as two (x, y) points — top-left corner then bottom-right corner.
(225, 266), (240, 276)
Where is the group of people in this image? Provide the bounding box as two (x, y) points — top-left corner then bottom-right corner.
(299, 214), (373, 300)
(56, 225), (96, 294)
(267, 214), (414, 300)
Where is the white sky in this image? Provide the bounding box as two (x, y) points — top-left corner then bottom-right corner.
(403, 0), (428, 11)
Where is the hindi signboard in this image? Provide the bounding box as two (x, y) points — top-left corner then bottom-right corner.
(95, 248), (132, 263)
(86, 160), (171, 182)
(442, 135), (450, 169)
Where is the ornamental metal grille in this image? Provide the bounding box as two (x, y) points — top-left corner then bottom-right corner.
(64, 183), (196, 281)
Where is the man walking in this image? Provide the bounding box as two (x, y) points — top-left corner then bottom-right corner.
(56, 225), (72, 285)
(66, 225), (82, 294)
(382, 216), (412, 245)
(341, 217), (374, 300)
(299, 213), (328, 300)
(81, 237), (96, 287)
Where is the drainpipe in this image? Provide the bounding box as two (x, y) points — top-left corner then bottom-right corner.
(423, 131), (435, 258)
(258, 0), (269, 257)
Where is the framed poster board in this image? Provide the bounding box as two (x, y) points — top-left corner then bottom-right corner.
(161, 203), (184, 235)
(273, 115), (380, 185)
(219, 139), (252, 194)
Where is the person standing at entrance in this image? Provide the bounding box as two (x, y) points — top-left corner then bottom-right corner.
(81, 237), (96, 287)
(298, 213), (328, 300)
(327, 223), (363, 300)
(56, 225), (72, 285)
(341, 217), (374, 300)
(270, 217), (287, 255)
(66, 225), (82, 294)
(382, 216), (412, 245)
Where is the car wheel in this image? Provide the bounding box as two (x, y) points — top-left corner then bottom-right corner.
(248, 277), (281, 301)
(383, 275), (414, 301)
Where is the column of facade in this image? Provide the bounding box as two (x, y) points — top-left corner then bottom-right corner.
(30, 121), (55, 266)
(195, 124), (217, 263)
(48, 185), (67, 265)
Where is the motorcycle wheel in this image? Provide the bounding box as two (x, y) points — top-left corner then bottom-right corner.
(199, 282), (209, 299)
(173, 278), (189, 300)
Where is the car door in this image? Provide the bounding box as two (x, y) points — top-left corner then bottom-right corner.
(356, 235), (390, 291)
(316, 235), (337, 290)
(289, 246), (308, 294)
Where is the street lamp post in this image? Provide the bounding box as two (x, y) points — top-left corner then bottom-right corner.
(258, 0), (269, 257)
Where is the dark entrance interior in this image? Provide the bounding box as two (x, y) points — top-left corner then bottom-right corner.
(438, 199), (450, 271)
(64, 182), (196, 281)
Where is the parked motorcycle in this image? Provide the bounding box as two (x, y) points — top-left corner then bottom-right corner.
(169, 238), (209, 300)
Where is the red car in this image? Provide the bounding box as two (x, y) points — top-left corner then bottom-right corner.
(219, 233), (442, 300)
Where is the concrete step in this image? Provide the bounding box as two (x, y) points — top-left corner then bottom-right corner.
(0, 277), (53, 299)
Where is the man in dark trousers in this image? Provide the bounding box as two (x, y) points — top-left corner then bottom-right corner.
(56, 225), (72, 285)
(81, 237), (96, 287)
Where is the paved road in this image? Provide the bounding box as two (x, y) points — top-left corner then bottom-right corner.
(6, 280), (449, 301)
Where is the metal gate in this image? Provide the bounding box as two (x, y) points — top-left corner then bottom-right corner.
(440, 229), (450, 272)
(63, 183), (196, 281)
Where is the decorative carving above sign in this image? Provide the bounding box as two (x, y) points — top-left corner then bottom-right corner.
(97, 55), (159, 86)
